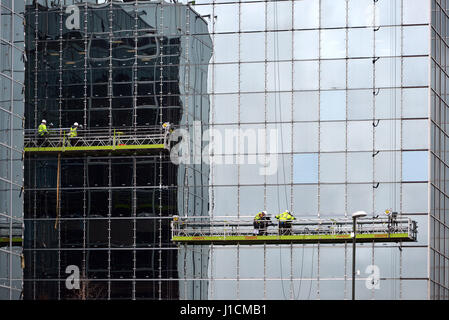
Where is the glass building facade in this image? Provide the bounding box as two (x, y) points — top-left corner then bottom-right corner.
(188, 0), (435, 300)
(23, 0), (211, 300)
(18, 0), (448, 301)
(0, 0), (25, 300)
(430, 0), (449, 300)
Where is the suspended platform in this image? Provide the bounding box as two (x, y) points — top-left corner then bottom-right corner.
(24, 127), (170, 154)
(0, 237), (22, 247)
(171, 217), (417, 245)
(0, 221), (22, 247)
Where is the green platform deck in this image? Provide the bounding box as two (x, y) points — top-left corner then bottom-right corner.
(0, 237), (22, 247)
(24, 143), (166, 153)
(172, 232), (414, 245)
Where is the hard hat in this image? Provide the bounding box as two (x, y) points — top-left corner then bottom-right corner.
(385, 209), (391, 216)
(74, 122), (79, 126)
(285, 210), (290, 214)
(162, 122), (169, 128)
(42, 119), (46, 124)
(262, 210), (267, 215)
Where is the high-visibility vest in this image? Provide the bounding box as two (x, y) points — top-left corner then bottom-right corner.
(69, 126), (77, 138)
(276, 212), (295, 221)
(254, 212), (264, 221)
(38, 124), (48, 136)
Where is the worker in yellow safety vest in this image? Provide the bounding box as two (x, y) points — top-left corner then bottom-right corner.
(38, 119), (49, 137)
(275, 210), (296, 235)
(67, 122), (80, 146)
(253, 211), (272, 236)
(38, 119), (49, 146)
(69, 122), (79, 138)
(385, 209), (398, 233)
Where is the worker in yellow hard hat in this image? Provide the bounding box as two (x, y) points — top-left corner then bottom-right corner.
(385, 209), (398, 232)
(275, 210), (296, 235)
(162, 122), (173, 132)
(253, 211), (271, 236)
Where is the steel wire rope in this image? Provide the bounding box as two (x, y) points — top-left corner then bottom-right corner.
(270, 0), (289, 300)
(390, 1), (400, 299)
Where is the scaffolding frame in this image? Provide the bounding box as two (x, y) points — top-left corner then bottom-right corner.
(24, 127), (170, 153)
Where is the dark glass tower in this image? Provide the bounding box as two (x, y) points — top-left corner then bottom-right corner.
(23, 0), (212, 300)
(0, 0), (25, 301)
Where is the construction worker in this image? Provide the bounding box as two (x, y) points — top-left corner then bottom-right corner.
(38, 119), (49, 146)
(253, 211), (272, 236)
(385, 209), (398, 232)
(162, 122), (174, 134)
(67, 122), (81, 146)
(275, 210), (296, 235)
(38, 119), (49, 137)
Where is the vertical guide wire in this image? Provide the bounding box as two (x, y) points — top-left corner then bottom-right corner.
(236, 0), (242, 301)
(290, 0), (296, 300)
(263, 0), (268, 301)
(344, 0), (349, 300)
(209, 0), (217, 300)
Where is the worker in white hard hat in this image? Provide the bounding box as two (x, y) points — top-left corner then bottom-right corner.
(69, 122), (79, 138)
(38, 120), (49, 137)
(67, 122), (81, 146)
(37, 119), (49, 146)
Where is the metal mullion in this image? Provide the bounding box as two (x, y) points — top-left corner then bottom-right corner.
(316, 0), (323, 302)
(263, 0), (269, 300)
(344, 0), (349, 299)
(107, 158), (112, 299)
(108, 2), (113, 135)
(158, 2), (164, 300)
(209, 0), (217, 299)
(236, 0), (242, 301)
(83, 157), (87, 296)
(84, 2), (88, 129)
(57, 4), (64, 300)
(399, 0), (405, 300)
(290, 0), (295, 300)
(133, 1), (138, 130)
(132, 155), (137, 300)
(371, 0), (378, 301)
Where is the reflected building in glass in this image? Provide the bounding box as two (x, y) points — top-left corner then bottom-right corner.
(0, 0), (25, 300)
(189, 0), (445, 300)
(23, 0), (211, 300)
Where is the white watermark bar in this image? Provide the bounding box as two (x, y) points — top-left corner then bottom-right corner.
(170, 121), (279, 175)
